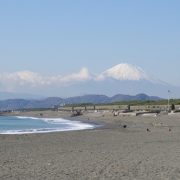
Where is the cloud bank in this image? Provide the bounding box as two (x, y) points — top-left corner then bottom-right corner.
(0, 67), (93, 92)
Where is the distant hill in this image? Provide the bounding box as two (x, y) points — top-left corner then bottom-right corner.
(0, 91), (46, 100)
(110, 93), (161, 102)
(0, 93), (163, 110)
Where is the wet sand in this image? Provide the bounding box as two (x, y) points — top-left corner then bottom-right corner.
(1, 110), (180, 179)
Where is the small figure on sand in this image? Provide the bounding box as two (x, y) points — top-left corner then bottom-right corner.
(168, 127), (171, 131)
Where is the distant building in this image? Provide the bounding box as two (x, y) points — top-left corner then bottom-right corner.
(51, 105), (59, 109)
(60, 102), (68, 106)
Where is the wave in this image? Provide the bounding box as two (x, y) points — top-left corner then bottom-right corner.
(16, 116), (93, 126)
(0, 126), (93, 134)
(0, 116), (98, 134)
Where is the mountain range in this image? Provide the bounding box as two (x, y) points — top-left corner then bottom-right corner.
(0, 93), (163, 110)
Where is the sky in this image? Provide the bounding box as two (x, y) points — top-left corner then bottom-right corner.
(0, 1), (180, 97)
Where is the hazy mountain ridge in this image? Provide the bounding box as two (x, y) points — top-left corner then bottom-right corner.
(0, 91), (46, 100)
(0, 93), (163, 110)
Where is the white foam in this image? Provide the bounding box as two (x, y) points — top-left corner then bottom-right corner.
(0, 116), (98, 134)
(16, 116), (40, 120)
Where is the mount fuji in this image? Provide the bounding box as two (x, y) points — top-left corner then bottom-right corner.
(95, 63), (165, 84)
(0, 63), (179, 100)
(58, 63), (179, 99)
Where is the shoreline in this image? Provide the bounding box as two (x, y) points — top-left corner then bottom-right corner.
(1, 110), (180, 179)
(0, 113), (103, 135)
(2, 110), (180, 133)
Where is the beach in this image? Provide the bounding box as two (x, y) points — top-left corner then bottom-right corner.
(1, 110), (180, 179)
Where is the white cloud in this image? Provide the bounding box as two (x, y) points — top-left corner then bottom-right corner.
(0, 67), (92, 92)
(58, 67), (92, 83)
(95, 74), (106, 81)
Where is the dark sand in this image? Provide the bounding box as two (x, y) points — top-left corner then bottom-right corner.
(1, 110), (180, 179)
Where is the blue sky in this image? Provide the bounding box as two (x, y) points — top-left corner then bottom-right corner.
(0, 1), (180, 96)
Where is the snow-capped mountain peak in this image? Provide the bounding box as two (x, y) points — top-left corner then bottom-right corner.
(96, 63), (164, 84)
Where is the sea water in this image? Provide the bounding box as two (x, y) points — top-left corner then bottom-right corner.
(0, 116), (99, 134)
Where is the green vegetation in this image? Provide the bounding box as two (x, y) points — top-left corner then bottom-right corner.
(16, 108), (54, 111)
(65, 103), (93, 107)
(64, 99), (180, 107)
(16, 99), (180, 111)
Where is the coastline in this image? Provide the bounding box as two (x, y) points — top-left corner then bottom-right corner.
(1, 110), (180, 179)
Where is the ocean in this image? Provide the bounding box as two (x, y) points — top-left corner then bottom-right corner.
(0, 116), (99, 134)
